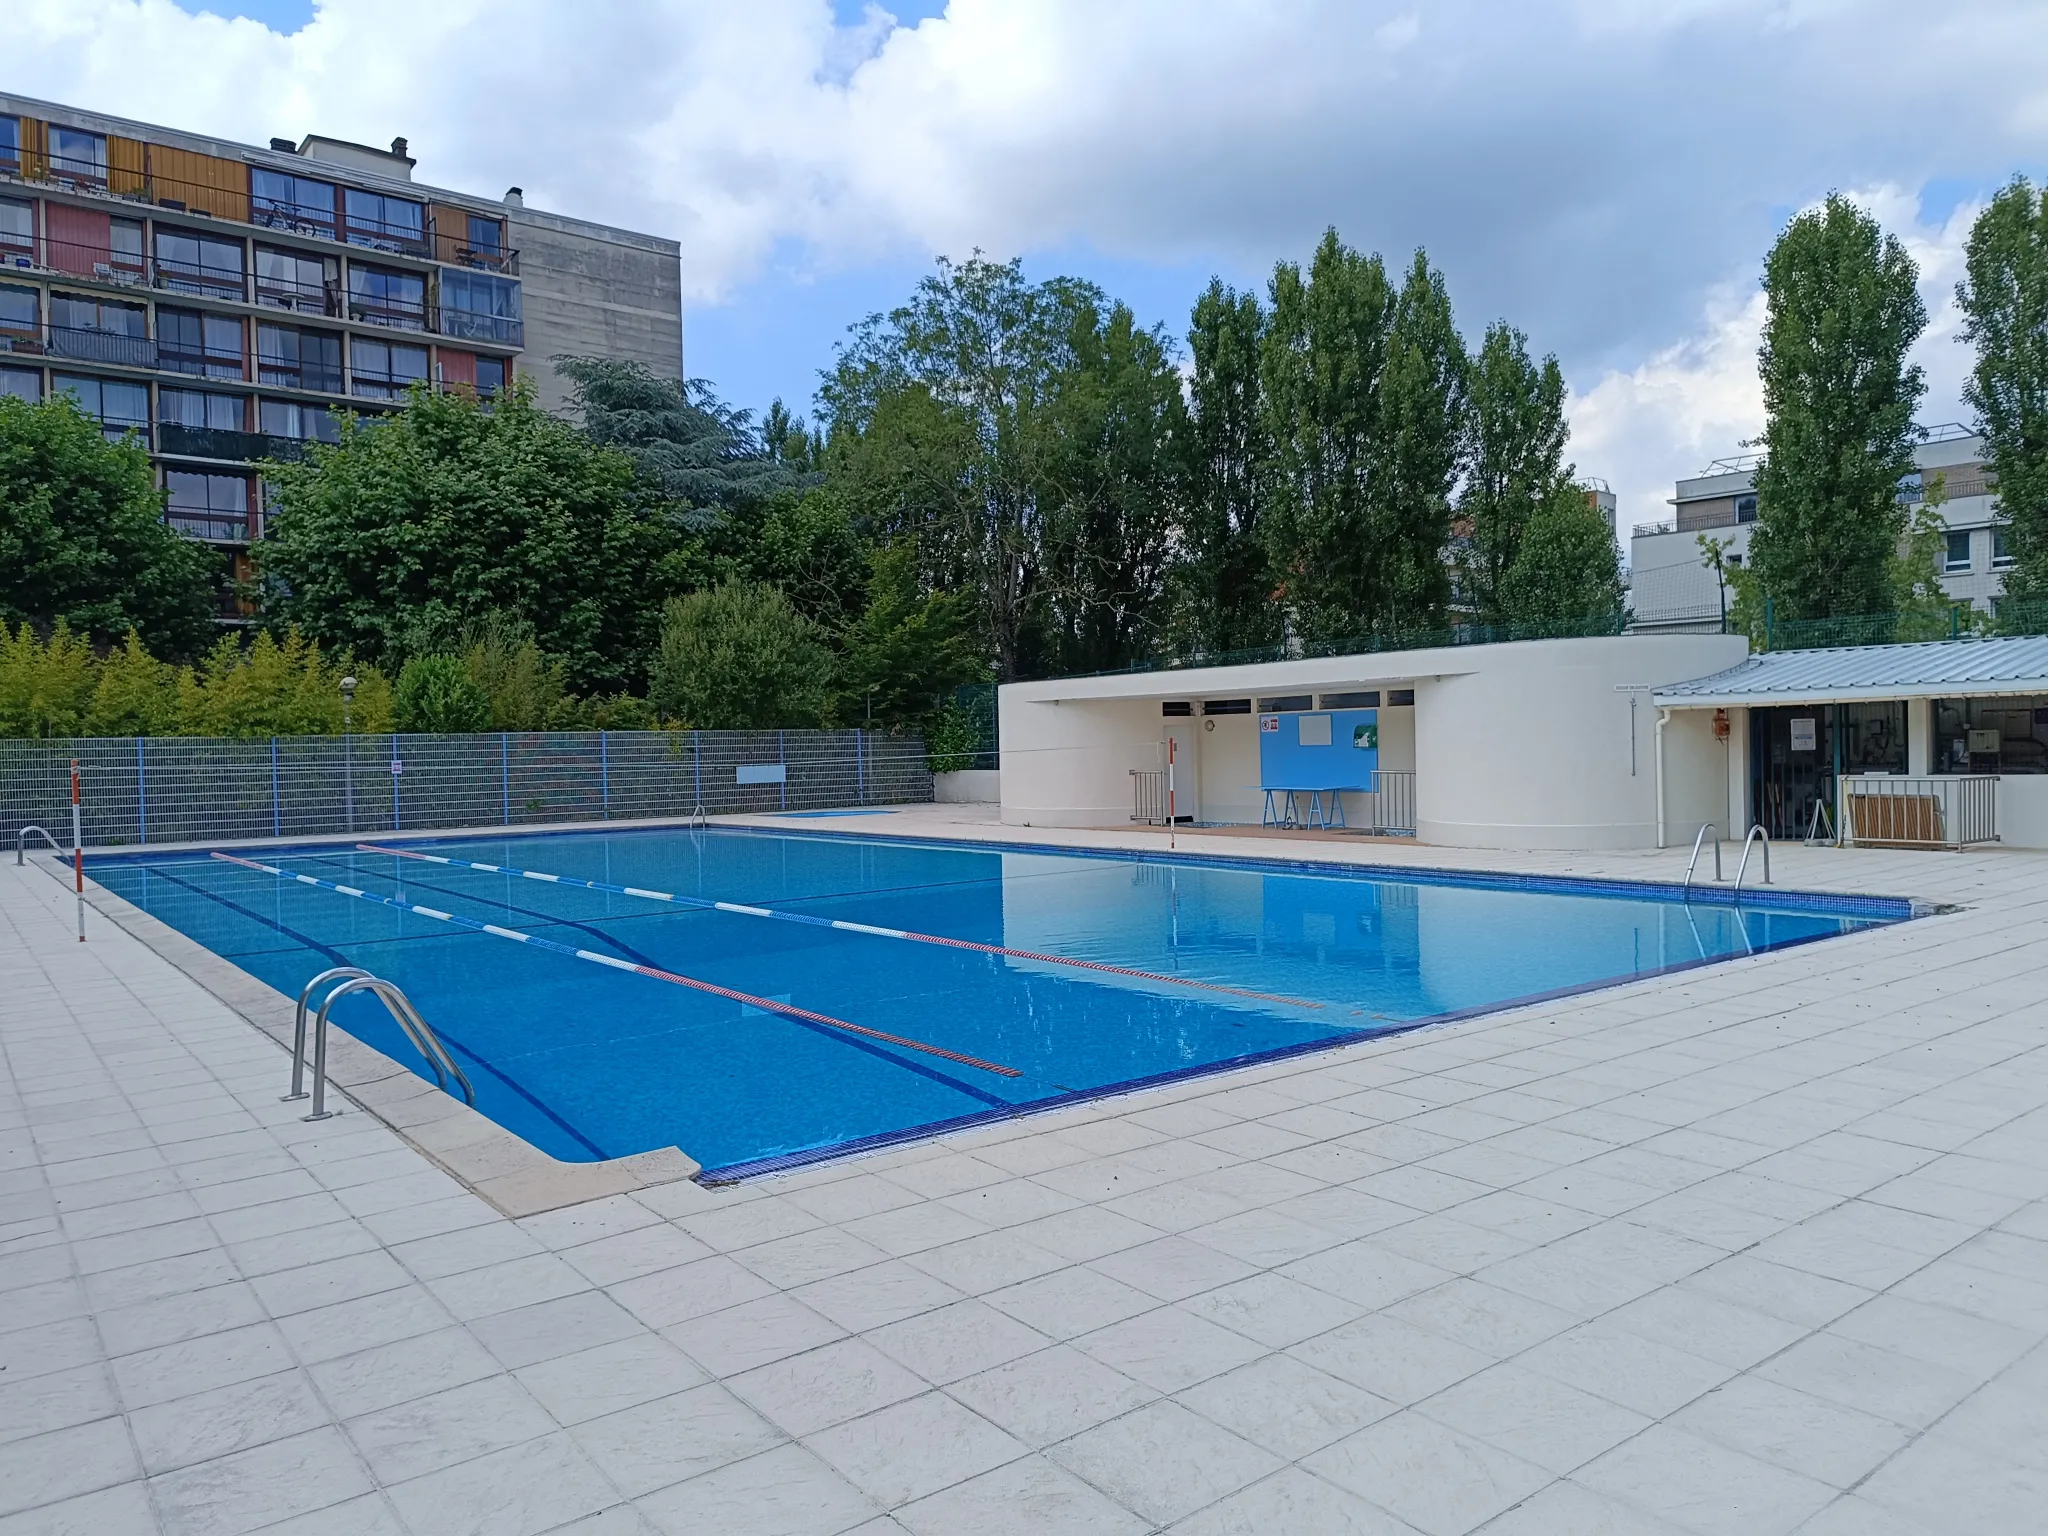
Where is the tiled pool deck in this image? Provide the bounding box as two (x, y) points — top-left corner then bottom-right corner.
(3, 809), (2045, 1534)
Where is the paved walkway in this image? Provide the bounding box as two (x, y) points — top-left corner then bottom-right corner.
(2, 825), (2045, 1534)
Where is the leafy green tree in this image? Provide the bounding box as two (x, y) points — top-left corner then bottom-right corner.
(1176, 279), (1275, 652)
(648, 580), (833, 728)
(837, 542), (989, 727)
(745, 488), (873, 633)
(0, 620), (98, 737)
(86, 631), (179, 737)
(1458, 323), (1571, 622)
(1373, 250), (1470, 629)
(1033, 295), (1187, 673)
(258, 382), (667, 693)
(1750, 194), (1927, 620)
(0, 393), (218, 657)
(176, 629), (369, 738)
(1957, 177), (2048, 604)
(394, 654), (492, 733)
(821, 255), (1103, 681)
(1260, 230), (1396, 641)
(555, 357), (812, 527)
(452, 613), (572, 731)
(1498, 484), (1627, 632)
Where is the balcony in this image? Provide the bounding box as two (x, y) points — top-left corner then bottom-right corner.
(157, 424), (310, 462)
(47, 324), (156, 368)
(167, 511), (253, 544)
(152, 261), (248, 303)
(349, 300), (429, 333)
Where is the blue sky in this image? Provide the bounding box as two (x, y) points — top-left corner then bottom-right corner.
(29, 1), (2048, 515)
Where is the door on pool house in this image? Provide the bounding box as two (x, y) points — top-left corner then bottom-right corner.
(1749, 703), (1909, 839)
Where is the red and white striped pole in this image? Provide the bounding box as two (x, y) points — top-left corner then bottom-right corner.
(70, 759), (85, 942)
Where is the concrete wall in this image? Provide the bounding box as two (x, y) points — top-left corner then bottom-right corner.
(1412, 635), (1748, 849)
(997, 696), (1163, 828)
(1996, 776), (2048, 848)
(934, 769), (1000, 803)
(511, 208), (684, 414)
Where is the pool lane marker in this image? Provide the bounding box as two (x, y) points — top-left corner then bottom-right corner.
(207, 851), (1021, 1079)
(356, 843), (1326, 1013)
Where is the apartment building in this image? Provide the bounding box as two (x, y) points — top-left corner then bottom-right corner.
(1627, 426), (2008, 631)
(0, 93), (682, 602)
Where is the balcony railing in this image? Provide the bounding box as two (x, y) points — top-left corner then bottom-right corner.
(47, 324), (157, 368)
(0, 328), (45, 356)
(157, 424), (311, 462)
(437, 309), (524, 347)
(348, 300), (429, 333)
(152, 262), (248, 303)
(255, 278), (344, 318)
(167, 510), (254, 544)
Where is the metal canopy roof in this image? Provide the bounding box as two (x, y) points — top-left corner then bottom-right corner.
(1655, 636), (2048, 706)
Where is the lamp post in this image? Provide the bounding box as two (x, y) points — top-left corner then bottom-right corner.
(340, 675), (357, 834)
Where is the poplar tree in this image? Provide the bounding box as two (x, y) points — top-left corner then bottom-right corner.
(1372, 251), (1469, 629)
(1178, 280), (1276, 652)
(1749, 195), (1926, 621)
(1458, 323), (1571, 623)
(1259, 230), (1395, 640)
(1957, 176), (2048, 605)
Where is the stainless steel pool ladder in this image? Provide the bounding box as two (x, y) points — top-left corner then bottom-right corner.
(1681, 823), (1722, 896)
(288, 967), (475, 1122)
(14, 825), (63, 865)
(1733, 826), (1772, 900)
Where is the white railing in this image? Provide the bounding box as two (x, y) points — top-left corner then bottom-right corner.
(1841, 775), (1998, 851)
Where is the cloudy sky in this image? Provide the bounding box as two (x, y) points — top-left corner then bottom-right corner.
(12, 0), (2048, 528)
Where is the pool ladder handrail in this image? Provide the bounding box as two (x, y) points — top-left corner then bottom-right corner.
(14, 825), (63, 865)
(288, 967), (474, 1122)
(1733, 825), (1772, 901)
(1681, 822), (1722, 896)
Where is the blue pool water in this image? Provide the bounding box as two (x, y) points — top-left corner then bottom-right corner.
(88, 829), (1903, 1177)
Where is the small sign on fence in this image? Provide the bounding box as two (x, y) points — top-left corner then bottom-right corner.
(390, 760), (405, 776)
(736, 763), (788, 785)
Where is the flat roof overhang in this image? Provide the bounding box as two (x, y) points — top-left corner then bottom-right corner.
(1002, 653), (1479, 705)
(1655, 676), (2048, 709)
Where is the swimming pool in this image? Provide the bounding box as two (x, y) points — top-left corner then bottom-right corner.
(87, 828), (1906, 1178)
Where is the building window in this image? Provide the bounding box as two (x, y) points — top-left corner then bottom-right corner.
(343, 189), (425, 253)
(0, 366), (39, 402)
(1389, 689), (1416, 705)
(47, 294), (150, 367)
(1257, 695), (1313, 713)
(154, 228), (245, 300)
(0, 198), (31, 258)
(158, 309), (245, 380)
(1993, 527), (2015, 569)
(475, 356), (506, 396)
(0, 117), (19, 174)
(259, 397), (340, 443)
(350, 336), (427, 399)
(347, 264), (426, 330)
(1202, 699), (1251, 716)
(255, 246), (338, 313)
(251, 168), (336, 237)
(160, 388), (244, 432)
(49, 127), (107, 186)
(1320, 692), (1381, 709)
(1934, 695), (2048, 774)
(1160, 701), (1193, 717)
(54, 374), (149, 441)
(465, 213), (503, 261)
(1735, 494), (1758, 524)
(257, 323), (344, 393)
(0, 283), (36, 338)
(1944, 530), (1972, 574)
(164, 470), (250, 542)
(109, 219), (145, 275)
(438, 270), (522, 345)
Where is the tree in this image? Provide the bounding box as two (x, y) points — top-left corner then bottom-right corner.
(1458, 323), (1571, 623)
(1749, 194), (1927, 621)
(555, 357), (812, 527)
(647, 580), (833, 728)
(1498, 484), (1627, 632)
(456, 613), (572, 730)
(258, 381), (667, 693)
(1373, 250), (1469, 629)
(394, 653), (492, 733)
(0, 393), (218, 657)
(0, 620), (97, 737)
(1176, 280), (1276, 653)
(1957, 177), (2048, 606)
(1260, 230), (1395, 641)
(86, 631), (179, 737)
(837, 542), (988, 728)
(821, 255), (1099, 681)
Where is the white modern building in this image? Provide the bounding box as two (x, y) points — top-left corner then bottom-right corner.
(995, 632), (2048, 852)
(1628, 427), (2009, 633)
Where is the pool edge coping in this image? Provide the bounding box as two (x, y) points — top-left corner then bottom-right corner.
(50, 859), (703, 1219)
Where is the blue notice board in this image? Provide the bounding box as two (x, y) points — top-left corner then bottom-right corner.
(1259, 709), (1379, 789)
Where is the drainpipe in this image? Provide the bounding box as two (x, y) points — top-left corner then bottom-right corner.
(1655, 708), (1671, 849)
